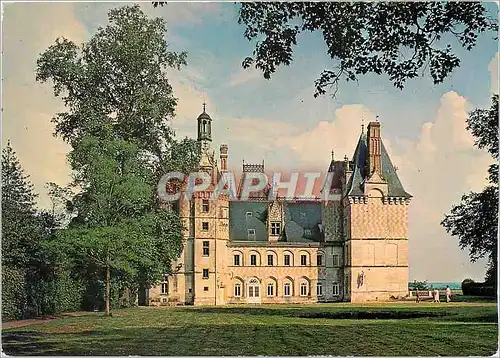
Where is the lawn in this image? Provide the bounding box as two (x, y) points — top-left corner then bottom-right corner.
(2, 302), (498, 356)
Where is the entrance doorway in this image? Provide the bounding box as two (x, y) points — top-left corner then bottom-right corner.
(247, 278), (261, 304)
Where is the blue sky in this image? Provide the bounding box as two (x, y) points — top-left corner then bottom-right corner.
(2, 2), (498, 282)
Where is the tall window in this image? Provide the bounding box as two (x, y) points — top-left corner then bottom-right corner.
(267, 254), (274, 266)
(300, 254), (307, 266)
(333, 254), (339, 266)
(333, 283), (340, 296)
(202, 199), (209, 213)
(202, 222), (209, 231)
(250, 254), (257, 266)
(267, 283), (274, 296)
(284, 254), (291, 266)
(234, 254), (241, 266)
(248, 229), (256, 240)
(284, 283), (291, 296)
(161, 282), (168, 295)
(271, 222), (281, 236)
(202, 269), (209, 279)
(300, 282), (308, 296)
(234, 283), (241, 297)
(316, 254), (323, 266)
(202, 241), (209, 256)
(317, 282), (323, 296)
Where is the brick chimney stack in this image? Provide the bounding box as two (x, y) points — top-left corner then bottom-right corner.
(367, 122), (382, 176)
(220, 144), (228, 172)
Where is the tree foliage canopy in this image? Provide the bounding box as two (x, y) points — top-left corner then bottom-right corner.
(441, 95), (499, 284)
(36, 5), (198, 179)
(236, 2), (497, 97)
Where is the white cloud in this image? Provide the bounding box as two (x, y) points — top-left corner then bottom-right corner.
(391, 91), (493, 282)
(142, 2), (224, 27)
(488, 52), (499, 94)
(276, 104), (372, 168)
(228, 67), (263, 87)
(2, 3), (87, 209)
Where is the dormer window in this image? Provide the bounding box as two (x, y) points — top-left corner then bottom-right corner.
(304, 229), (312, 236)
(246, 212), (253, 219)
(271, 222), (281, 236)
(248, 229), (256, 240)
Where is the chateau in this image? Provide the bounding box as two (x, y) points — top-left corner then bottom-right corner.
(147, 105), (412, 305)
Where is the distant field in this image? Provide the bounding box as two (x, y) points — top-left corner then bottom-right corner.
(2, 302), (498, 356)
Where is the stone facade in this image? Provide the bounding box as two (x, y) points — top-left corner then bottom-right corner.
(147, 111), (412, 305)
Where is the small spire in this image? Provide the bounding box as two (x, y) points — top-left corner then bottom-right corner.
(376, 115), (379, 122)
(331, 150), (334, 161)
(361, 117), (365, 133)
(202, 102), (206, 112)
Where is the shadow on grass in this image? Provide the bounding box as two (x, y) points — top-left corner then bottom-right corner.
(2, 322), (498, 356)
(180, 306), (456, 320)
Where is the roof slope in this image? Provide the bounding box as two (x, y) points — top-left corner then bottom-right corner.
(229, 201), (323, 243)
(347, 133), (411, 198)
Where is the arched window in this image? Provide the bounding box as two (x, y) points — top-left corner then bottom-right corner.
(284, 283), (291, 297)
(248, 278), (260, 298)
(267, 283), (274, 296)
(316, 282), (323, 297)
(234, 283), (242, 297)
(300, 281), (309, 296)
(203, 120), (207, 133)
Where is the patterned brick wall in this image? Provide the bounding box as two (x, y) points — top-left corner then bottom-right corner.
(349, 198), (408, 239)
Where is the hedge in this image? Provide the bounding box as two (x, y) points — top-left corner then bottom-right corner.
(462, 279), (496, 297)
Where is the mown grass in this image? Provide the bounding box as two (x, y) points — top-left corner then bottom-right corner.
(2, 302), (498, 356)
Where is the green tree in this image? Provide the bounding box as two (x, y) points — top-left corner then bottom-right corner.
(231, 2), (496, 97)
(1, 141), (40, 269)
(36, 5), (198, 315)
(441, 95), (499, 285)
(409, 280), (429, 291)
(1, 142), (63, 318)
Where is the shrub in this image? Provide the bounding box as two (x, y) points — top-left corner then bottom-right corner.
(462, 278), (496, 297)
(2, 266), (27, 321)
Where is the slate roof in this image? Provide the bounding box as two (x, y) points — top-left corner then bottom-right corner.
(346, 133), (412, 198)
(229, 202), (268, 242)
(229, 201), (323, 243)
(197, 111), (212, 120)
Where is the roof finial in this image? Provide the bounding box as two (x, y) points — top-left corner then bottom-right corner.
(376, 115), (379, 122)
(202, 101), (206, 113)
(331, 150), (334, 161)
(361, 117), (365, 134)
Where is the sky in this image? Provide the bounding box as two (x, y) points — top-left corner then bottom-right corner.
(2, 1), (498, 282)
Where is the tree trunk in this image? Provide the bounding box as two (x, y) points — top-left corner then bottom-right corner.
(105, 253), (110, 317)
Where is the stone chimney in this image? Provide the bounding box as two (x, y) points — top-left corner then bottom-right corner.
(367, 122), (382, 176)
(220, 144), (228, 172)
